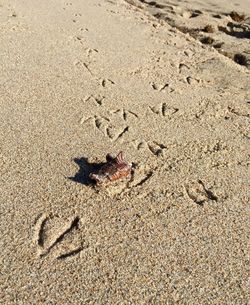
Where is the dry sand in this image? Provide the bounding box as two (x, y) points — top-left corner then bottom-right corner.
(128, 0), (250, 68)
(0, 0), (249, 304)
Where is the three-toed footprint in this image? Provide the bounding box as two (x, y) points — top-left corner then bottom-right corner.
(34, 214), (85, 260)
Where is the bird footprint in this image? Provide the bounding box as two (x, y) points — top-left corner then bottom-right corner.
(33, 214), (84, 260)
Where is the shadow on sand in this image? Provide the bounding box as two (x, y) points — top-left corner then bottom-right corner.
(68, 157), (106, 186)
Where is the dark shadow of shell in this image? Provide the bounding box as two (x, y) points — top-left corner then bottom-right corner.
(68, 157), (106, 186)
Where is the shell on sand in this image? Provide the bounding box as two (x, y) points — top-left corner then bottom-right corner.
(89, 151), (132, 185)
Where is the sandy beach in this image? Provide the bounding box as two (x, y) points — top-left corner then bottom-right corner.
(1, 0), (249, 304)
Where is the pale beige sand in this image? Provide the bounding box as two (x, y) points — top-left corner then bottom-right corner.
(128, 0), (250, 68)
(0, 0), (249, 304)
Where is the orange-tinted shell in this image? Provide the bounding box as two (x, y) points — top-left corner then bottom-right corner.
(89, 151), (132, 185)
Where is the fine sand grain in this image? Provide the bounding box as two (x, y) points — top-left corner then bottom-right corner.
(0, 0), (249, 304)
(127, 0), (250, 69)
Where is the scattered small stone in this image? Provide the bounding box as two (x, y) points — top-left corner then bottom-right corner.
(212, 14), (222, 19)
(213, 42), (224, 49)
(200, 36), (214, 45)
(229, 11), (245, 22)
(203, 25), (215, 33)
(234, 53), (248, 66)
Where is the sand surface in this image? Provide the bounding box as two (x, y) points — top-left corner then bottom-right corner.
(0, 0), (249, 304)
(128, 0), (250, 68)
